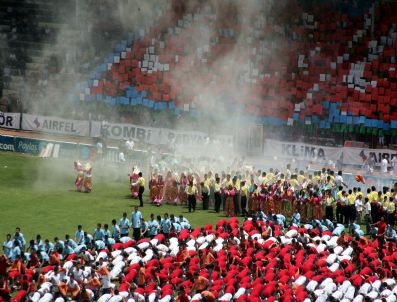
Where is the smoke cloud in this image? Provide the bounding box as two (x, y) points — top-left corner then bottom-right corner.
(160, 0), (279, 162)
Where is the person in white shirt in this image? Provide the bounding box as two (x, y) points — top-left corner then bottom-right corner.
(125, 138), (135, 163)
(97, 293), (112, 302)
(355, 195), (363, 225)
(364, 197), (372, 235)
(358, 282), (371, 295)
(108, 290), (124, 302)
(392, 156), (397, 175)
(335, 171), (347, 188)
(118, 151), (126, 163)
(96, 140), (103, 162)
(285, 164), (292, 180)
(2, 233), (13, 258)
(381, 156), (388, 174)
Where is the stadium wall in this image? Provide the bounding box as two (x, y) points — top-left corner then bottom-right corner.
(264, 139), (397, 168)
(2, 112), (397, 171)
(0, 132), (151, 181)
(2, 112), (233, 147)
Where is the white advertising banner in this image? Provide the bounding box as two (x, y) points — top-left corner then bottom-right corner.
(164, 129), (233, 146)
(90, 121), (233, 146)
(342, 147), (397, 167)
(90, 121), (163, 144)
(264, 139), (342, 163)
(22, 114), (90, 137)
(264, 139), (397, 167)
(0, 112), (21, 130)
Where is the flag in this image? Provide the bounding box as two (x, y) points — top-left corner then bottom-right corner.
(355, 175), (365, 184)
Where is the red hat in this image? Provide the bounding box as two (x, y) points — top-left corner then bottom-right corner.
(204, 224), (213, 230)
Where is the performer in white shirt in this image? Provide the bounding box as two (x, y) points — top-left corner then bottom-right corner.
(381, 156), (388, 174)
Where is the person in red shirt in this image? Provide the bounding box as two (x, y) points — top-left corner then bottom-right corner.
(8, 255), (25, 287)
(177, 289), (189, 302)
(192, 272), (209, 293)
(0, 256), (9, 278)
(372, 216), (387, 253)
(0, 277), (10, 301)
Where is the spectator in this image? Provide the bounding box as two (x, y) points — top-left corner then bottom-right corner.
(125, 138), (135, 163)
(381, 156), (389, 174)
(131, 206), (142, 241)
(160, 213), (171, 238)
(111, 219), (120, 239)
(2, 234), (12, 259)
(147, 213), (159, 239)
(372, 216), (386, 252)
(354, 194), (363, 225)
(119, 212), (130, 237)
(75, 225), (85, 246)
(364, 198), (371, 235)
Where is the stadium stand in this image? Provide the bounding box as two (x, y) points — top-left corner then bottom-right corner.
(78, 0), (397, 145)
(2, 0), (397, 144)
(0, 0), (127, 117)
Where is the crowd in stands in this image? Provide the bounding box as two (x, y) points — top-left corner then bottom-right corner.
(78, 0), (397, 146)
(3, 164), (397, 301)
(0, 0), (128, 117)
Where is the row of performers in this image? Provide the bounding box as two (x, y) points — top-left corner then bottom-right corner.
(145, 173), (206, 207)
(140, 174), (392, 223)
(74, 161), (93, 193)
(139, 172), (332, 219)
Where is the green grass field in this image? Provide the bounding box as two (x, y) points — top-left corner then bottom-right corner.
(0, 152), (225, 243)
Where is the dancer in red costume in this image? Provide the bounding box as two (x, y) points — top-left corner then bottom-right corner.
(129, 167), (139, 198)
(149, 173), (158, 204)
(83, 162), (93, 193)
(74, 161), (84, 192)
(154, 175), (165, 206)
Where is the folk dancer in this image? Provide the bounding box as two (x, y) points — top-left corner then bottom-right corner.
(224, 184), (235, 217)
(164, 171), (174, 204)
(170, 178), (179, 205)
(129, 167), (140, 199)
(260, 186), (269, 213)
(154, 175), (165, 207)
(172, 173), (181, 204)
(149, 173), (158, 204)
(312, 193), (323, 221)
(83, 162), (93, 193)
(178, 173), (188, 206)
(74, 161), (84, 192)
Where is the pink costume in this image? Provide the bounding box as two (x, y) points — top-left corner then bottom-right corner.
(74, 161), (84, 192)
(130, 169), (139, 198)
